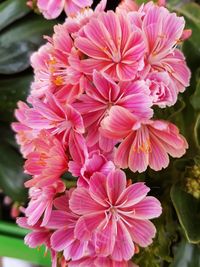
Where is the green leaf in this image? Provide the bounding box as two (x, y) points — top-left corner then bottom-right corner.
(170, 239), (200, 267)
(190, 78), (200, 110)
(171, 185), (200, 243)
(173, 3), (200, 56)
(0, 14), (54, 74)
(0, 74), (32, 121)
(0, 142), (28, 202)
(0, 0), (30, 32)
(194, 114), (200, 149)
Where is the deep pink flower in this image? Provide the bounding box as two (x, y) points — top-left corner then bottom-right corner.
(24, 130), (68, 188)
(75, 11), (145, 81)
(47, 192), (90, 261)
(69, 149), (115, 187)
(101, 106), (188, 172)
(68, 256), (138, 267)
(37, 0), (93, 19)
(25, 181), (65, 226)
(75, 70), (152, 149)
(69, 170), (162, 261)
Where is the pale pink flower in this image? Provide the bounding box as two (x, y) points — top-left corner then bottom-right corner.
(12, 101), (39, 158)
(24, 94), (84, 143)
(37, 0), (93, 19)
(69, 149), (115, 187)
(75, 11), (145, 81)
(140, 2), (191, 93)
(31, 26), (82, 103)
(146, 71), (177, 107)
(69, 256), (138, 267)
(65, 0), (107, 34)
(17, 217), (58, 267)
(17, 217), (51, 248)
(24, 130), (68, 188)
(75, 70), (152, 149)
(116, 0), (138, 14)
(47, 192), (90, 261)
(101, 106), (188, 172)
(25, 181), (65, 226)
(69, 170), (162, 261)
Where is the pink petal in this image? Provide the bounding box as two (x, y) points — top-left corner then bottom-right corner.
(117, 182), (150, 207)
(132, 196), (162, 219)
(94, 218), (117, 257)
(128, 219), (156, 247)
(89, 172), (109, 207)
(69, 187), (103, 215)
(111, 221), (134, 261)
(106, 170), (127, 204)
(51, 228), (74, 251)
(101, 106), (136, 139)
(74, 212), (105, 240)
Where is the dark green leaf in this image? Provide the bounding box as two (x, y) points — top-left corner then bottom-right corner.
(194, 114), (200, 149)
(0, 0), (30, 32)
(171, 185), (200, 243)
(170, 239), (200, 267)
(0, 42), (35, 74)
(190, 79), (200, 110)
(0, 142), (28, 202)
(0, 74), (32, 121)
(0, 14), (54, 74)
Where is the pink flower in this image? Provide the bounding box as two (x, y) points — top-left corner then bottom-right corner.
(25, 181), (65, 226)
(17, 217), (51, 248)
(47, 192), (89, 261)
(24, 130), (68, 188)
(69, 170), (162, 261)
(101, 106), (188, 172)
(24, 94), (84, 143)
(146, 71), (177, 107)
(17, 216), (58, 267)
(37, 0), (93, 19)
(75, 11), (145, 81)
(116, 0), (138, 14)
(69, 149), (115, 187)
(30, 26), (83, 103)
(65, 0), (107, 34)
(12, 101), (39, 158)
(68, 256), (138, 267)
(75, 70), (152, 149)
(141, 2), (191, 93)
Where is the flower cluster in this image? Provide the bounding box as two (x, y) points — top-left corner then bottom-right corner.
(13, 0), (191, 266)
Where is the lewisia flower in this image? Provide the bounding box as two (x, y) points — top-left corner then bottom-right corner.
(47, 192), (89, 261)
(75, 70), (153, 149)
(24, 130), (68, 188)
(37, 0), (93, 19)
(68, 256), (139, 267)
(69, 149), (115, 187)
(75, 11), (146, 81)
(101, 106), (188, 172)
(69, 170), (162, 261)
(12, 101), (40, 158)
(25, 181), (65, 226)
(140, 2), (191, 94)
